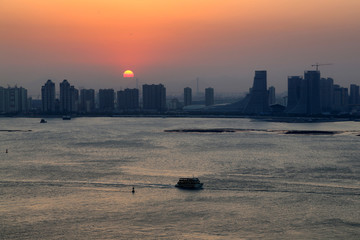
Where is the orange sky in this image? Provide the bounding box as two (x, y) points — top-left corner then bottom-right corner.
(1, 0), (360, 96)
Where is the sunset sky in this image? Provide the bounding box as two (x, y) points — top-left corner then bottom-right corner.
(1, 0), (360, 97)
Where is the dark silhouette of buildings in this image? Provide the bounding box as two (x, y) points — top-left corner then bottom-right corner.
(287, 76), (302, 111)
(333, 85), (349, 113)
(3, 69), (360, 116)
(80, 89), (95, 113)
(41, 80), (56, 113)
(60, 80), (78, 113)
(117, 88), (139, 111)
(287, 71), (321, 115)
(306, 71), (321, 115)
(184, 87), (192, 106)
(99, 89), (115, 112)
(205, 87), (214, 106)
(243, 70), (269, 114)
(142, 84), (166, 112)
(0, 86), (28, 113)
(268, 86), (276, 105)
(350, 84), (360, 105)
(320, 78), (334, 113)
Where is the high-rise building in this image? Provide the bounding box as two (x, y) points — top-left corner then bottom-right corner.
(0, 87), (5, 113)
(288, 71), (321, 115)
(0, 86), (28, 113)
(41, 80), (56, 113)
(142, 84), (166, 112)
(205, 87), (214, 106)
(320, 78), (334, 113)
(349, 84), (360, 105)
(305, 71), (321, 115)
(287, 76), (302, 111)
(60, 80), (71, 113)
(184, 87), (192, 106)
(268, 86), (276, 105)
(80, 89), (95, 113)
(70, 86), (79, 113)
(59, 80), (78, 113)
(243, 70), (269, 114)
(333, 85), (349, 112)
(99, 89), (115, 112)
(117, 88), (139, 110)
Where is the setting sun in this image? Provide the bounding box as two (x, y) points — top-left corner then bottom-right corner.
(123, 70), (134, 78)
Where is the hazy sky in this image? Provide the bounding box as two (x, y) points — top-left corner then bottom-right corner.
(1, 0), (360, 97)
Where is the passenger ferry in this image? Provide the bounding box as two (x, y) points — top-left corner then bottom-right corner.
(175, 177), (203, 189)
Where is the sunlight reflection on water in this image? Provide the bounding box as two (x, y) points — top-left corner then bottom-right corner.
(0, 117), (359, 239)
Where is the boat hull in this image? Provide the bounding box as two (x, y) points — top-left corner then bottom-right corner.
(175, 183), (203, 189)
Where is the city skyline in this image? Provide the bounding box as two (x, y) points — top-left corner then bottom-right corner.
(1, 1), (360, 96)
(2, 69), (359, 116)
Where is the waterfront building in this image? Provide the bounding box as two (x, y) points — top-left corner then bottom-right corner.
(0, 87), (6, 113)
(0, 86), (28, 113)
(142, 84), (166, 112)
(41, 80), (56, 113)
(243, 70), (269, 114)
(287, 76), (302, 111)
(117, 88), (139, 110)
(59, 80), (78, 113)
(288, 71), (321, 115)
(60, 80), (70, 113)
(320, 78), (334, 113)
(306, 71), (321, 115)
(349, 84), (360, 105)
(268, 86), (276, 105)
(333, 85), (349, 113)
(184, 87), (192, 106)
(205, 87), (214, 106)
(99, 89), (115, 112)
(80, 89), (95, 113)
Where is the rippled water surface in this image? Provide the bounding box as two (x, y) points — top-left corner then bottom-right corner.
(1, 117), (360, 239)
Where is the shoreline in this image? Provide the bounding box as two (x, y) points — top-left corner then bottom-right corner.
(0, 114), (358, 123)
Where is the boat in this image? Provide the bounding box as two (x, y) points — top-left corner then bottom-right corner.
(175, 177), (203, 189)
(40, 119), (47, 123)
(62, 115), (71, 120)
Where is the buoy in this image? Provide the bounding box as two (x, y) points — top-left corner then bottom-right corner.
(6, 149), (8, 153)
(132, 187), (135, 193)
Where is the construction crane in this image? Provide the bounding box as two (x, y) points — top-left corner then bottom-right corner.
(311, 63), (332, 71)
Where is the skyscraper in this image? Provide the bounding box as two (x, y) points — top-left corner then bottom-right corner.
(320, 78), (334, 113)
(98, 89), (115, 112)
(184, 87), (192, 106)
(268, 86), (276, 105)
(288, 71), (321, 115)
(60, 80), (71, 113)
(305, 71), (321, 115)
(142, 84), (166, 112)
(60, 79), (78, 113)
(349, 84), (360, 105)
(80, 89), (95, 113)
(333, 85), (349, 113)
(205, 87), (214, 106)
(41, 79), (56, 113)
(0, 87), (5, 113)
(287, 76), (302, 111)
(0, 86), (28, 113)
(243, 70), (269, 114)
(117, 88), (139, 110)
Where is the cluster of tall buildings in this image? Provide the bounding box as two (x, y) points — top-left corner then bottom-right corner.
(234, 70), (360, 115)
(287, 71), (360, 115)
(1, 70), (359, 116)
(39, 79), (170, 114)
(0, 86), (28, 113)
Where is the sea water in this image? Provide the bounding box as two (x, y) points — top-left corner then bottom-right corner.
(0, 117), (359, 239)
